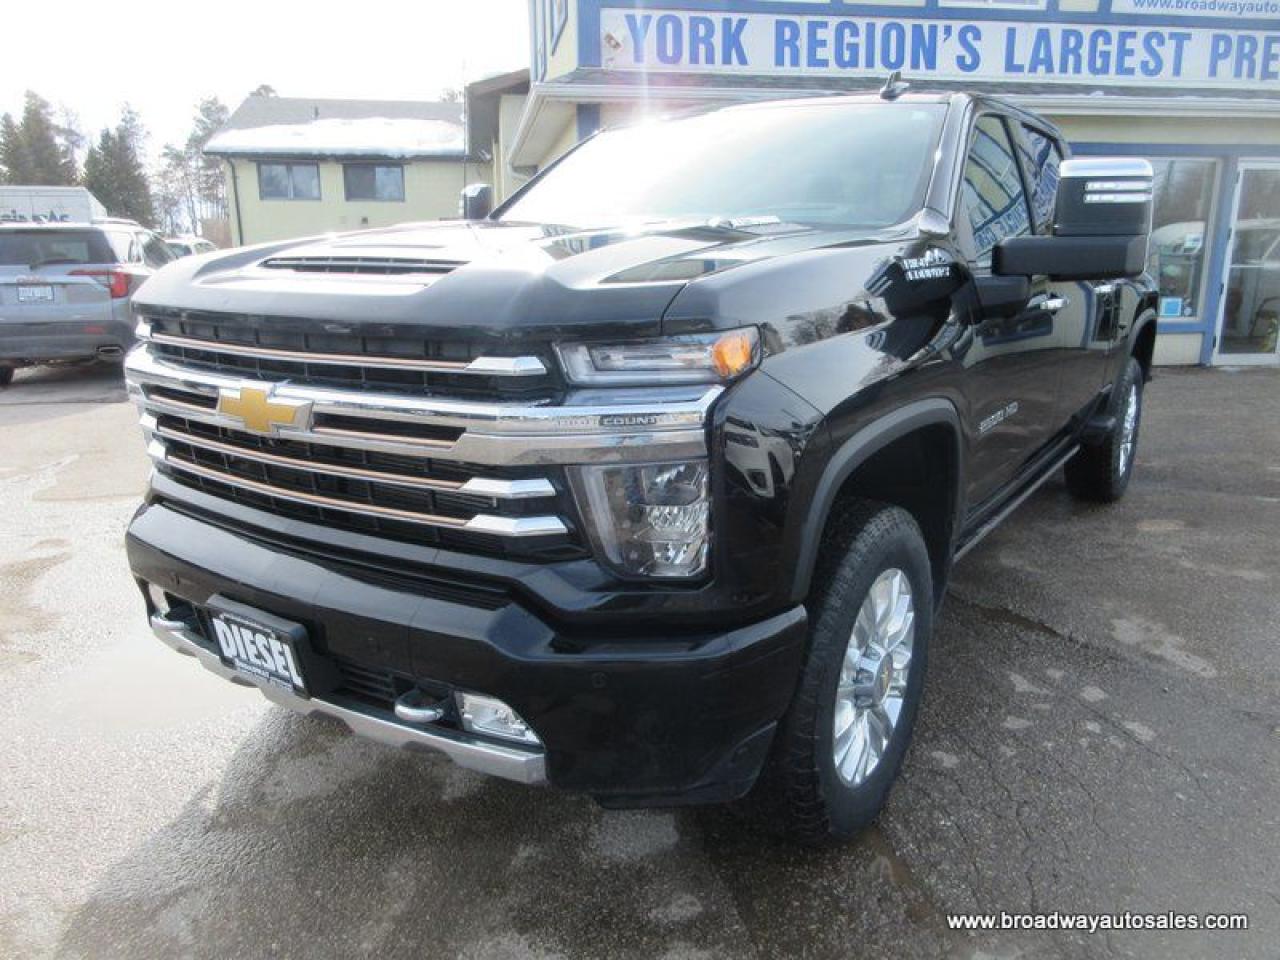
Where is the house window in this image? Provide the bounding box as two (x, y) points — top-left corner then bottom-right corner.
(344, 164), (405, 202)
(258, 162), (321, 200)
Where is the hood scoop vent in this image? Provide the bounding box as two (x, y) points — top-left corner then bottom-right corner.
(260, 256), (463, 276)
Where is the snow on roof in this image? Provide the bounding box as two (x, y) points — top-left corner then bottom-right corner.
(204, 116), (465, 159)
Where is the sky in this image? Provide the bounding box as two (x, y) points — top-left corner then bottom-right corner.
(0, 0), (530, 165)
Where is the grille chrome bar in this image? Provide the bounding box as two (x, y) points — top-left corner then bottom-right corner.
(143, 326), (548, 377)
(127, 347), (716, 466)
(148, 441), (568, 537)
(148, 420), (557, 500)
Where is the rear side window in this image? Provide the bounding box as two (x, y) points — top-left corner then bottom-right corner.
(1019, 126), (1063, 234)
(0, 229), (116, 266)
(960, 116), (1032, 265)
(106, 230), (139, 262)
(143, 234), (176, 268)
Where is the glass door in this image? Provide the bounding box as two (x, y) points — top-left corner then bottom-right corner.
(1217, 163), (1280, 362)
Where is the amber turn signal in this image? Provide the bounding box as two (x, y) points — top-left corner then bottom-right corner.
(711, 330), (757, 378)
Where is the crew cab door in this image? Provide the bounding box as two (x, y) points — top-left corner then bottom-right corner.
(955, 113), (1064, 508)
(1014, 124), (1114, 426)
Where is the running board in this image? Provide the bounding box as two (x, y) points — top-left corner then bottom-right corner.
(955, 445), (1079, 562)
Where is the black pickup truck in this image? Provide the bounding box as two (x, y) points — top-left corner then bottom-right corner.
(124, 88), (1156, 844)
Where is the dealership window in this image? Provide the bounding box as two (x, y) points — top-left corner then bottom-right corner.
(961, 116), (1031, 265)
(258, 162), (321, 201)
(1147, 159), (1216, 321)
(344, 164), (405, 202)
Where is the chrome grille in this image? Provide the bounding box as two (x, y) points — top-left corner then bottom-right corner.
(139, 312), (552, 399)
(145, 413), (575, 557)
(126, 324), (719, 562)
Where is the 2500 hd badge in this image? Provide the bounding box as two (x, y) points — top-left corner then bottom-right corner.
(126, 83), (1157, 844)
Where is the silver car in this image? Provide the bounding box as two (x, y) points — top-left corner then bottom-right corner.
(0, 219), (175, 386)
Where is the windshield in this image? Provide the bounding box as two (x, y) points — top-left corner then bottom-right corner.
(0, 229), (116, 267)
(499, 102), (946, 231)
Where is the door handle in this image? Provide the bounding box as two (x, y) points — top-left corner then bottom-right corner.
(1033, 295), (1070, 313)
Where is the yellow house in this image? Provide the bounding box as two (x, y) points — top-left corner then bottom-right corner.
(205, 97), (480, 246)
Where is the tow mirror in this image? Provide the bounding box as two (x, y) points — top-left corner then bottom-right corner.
(460, 183), (494, 221)
(994, 157), (1153, 281)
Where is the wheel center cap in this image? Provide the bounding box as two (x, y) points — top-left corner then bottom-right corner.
(872, 656), (893, 704)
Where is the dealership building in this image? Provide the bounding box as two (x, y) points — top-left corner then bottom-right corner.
(467, 0), (1280, 366)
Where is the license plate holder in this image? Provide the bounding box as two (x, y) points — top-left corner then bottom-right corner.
(206, 596), (309, 696)
(17, 285), (54, 303)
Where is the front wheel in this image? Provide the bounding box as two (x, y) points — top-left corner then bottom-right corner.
(0, 366), (14, 388)
(1065, 355), (1144, 503)
(746, 502), (933, 845)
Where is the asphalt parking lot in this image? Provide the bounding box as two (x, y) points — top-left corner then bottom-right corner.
(1, 361), (1277, 960)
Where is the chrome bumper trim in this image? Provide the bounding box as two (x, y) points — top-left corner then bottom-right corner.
(150, 614), (547, 785)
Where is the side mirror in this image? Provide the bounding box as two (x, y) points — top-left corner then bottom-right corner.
(994, 157), (1153, 281)
(460, 183), (493, 221)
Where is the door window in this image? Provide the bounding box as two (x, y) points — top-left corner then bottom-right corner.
(1018, 126), (1062, 234)
(960, 116), (1031, 266)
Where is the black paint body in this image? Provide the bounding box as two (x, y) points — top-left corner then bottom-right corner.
(127, 93), (1158, 804)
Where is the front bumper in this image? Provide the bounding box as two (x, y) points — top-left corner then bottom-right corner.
(149, 611), (547, 783)
(128, 502), (808, 806)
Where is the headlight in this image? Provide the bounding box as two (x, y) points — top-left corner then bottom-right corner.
(572, 460), (710, 579)
(556, 327), (759, 386)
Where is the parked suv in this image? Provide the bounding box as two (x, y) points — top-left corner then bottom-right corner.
(164, 236), (219, 258)
(124, 90), (1157, 843)
(0, 219), (175, 385)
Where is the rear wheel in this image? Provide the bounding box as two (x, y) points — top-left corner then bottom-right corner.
(746, 502), (933, 845)
(0, 366), (13, 388)
(1065, 356), (1144, 503)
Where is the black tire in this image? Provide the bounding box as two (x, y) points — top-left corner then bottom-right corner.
(1065, 355), (1144, 503)
(0, 366), (13, 388)
(745, 501), (933, 845)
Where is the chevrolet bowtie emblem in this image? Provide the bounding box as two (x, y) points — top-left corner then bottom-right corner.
(216, 386), (311, 435)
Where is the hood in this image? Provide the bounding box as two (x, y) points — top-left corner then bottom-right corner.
(134, 219), (908, 346)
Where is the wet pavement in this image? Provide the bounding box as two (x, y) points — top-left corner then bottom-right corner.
(0, 363), (1277, 960)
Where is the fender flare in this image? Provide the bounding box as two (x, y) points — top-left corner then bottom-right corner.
(790, 397), (965, 604)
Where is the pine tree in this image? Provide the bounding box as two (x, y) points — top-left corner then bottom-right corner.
(14, 92), (77, 185)
(0, 113), (24, 184)
(83, 107), (156, 226)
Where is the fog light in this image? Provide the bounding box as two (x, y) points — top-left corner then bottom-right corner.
(456, 693), (542, 746)
(146, 582), (171, 615)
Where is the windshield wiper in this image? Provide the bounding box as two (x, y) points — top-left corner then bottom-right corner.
(28, 257), (80, 269)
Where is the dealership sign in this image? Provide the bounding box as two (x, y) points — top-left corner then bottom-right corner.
(599, 6), (1280, 89)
